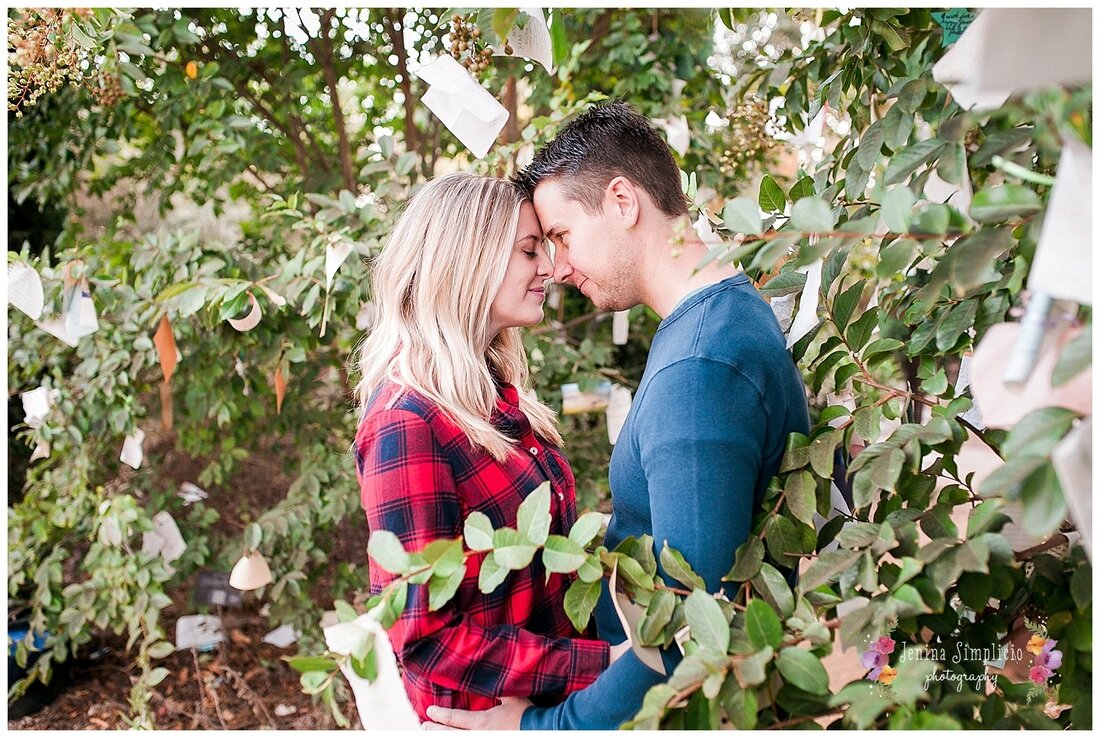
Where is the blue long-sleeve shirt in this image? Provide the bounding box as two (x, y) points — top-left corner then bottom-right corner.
(521, 274), (810, 729)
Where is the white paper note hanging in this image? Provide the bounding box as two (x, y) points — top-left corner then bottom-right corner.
(175, 614), (225, 651)
(324, 606), (422, 730)
(786, 258), (824, 349)
(661, 115), (690, 157)
(227, 292), (262, 332)
(1028, 137), (1092, 306)
(30, 440), (51, 461)
(7, 262), (44, 320)
(605, 384), (632, 445)
(21, 386), (54, 428)
(142, 510), (187, 564)
(492, 8), (554, 74)
(120, 428), (146, 469)
(1052, 417), (1091, 557)
(262, 624), (301, 649)
(415, 55), (509, 159)
(608, 563), (666, 676)
(325, 237), (355, 291)
(35, 317), (80, 347)
(612, 310), (629, 345)
(178, 481), (209, 504)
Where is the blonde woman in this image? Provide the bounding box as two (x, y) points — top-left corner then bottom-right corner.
(353, 173), (613, 723)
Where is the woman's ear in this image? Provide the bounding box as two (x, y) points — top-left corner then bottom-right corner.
(605, 176), (640, 229)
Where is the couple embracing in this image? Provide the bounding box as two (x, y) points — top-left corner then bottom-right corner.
(352, 101), (810, 730)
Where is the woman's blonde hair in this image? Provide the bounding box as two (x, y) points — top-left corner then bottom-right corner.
(354, 172), (563, 460)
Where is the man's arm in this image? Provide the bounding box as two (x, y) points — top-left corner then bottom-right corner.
(520, 358), (768, 729)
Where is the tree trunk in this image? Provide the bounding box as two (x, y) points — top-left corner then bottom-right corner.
(383, 9), (420, 158)
(316, 9), (356, 192)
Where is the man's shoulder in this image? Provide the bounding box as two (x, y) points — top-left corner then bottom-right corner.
(663, 278), (789, 366)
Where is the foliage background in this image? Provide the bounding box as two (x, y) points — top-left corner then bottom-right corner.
(7, 6), (1091, 729)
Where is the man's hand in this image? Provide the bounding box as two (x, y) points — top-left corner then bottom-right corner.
(423, 697), (531, 730)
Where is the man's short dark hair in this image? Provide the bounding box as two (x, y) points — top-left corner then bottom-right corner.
(512, 101), (689, 218)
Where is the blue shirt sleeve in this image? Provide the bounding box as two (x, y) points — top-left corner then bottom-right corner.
(521, 358), (768, 729)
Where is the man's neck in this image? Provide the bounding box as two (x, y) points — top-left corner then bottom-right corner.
(640, 218), (741, 318)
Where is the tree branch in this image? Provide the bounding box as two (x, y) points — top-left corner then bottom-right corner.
(383, 8), (419, 156)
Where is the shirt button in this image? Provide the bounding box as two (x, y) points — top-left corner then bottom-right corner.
(529, 446), (539, 455)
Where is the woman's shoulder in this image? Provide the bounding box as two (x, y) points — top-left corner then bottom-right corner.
(360, 380), (441, 426)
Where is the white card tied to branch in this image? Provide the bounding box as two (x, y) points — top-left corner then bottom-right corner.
(8, 262), (44, 320)
(120, 428), (146, 469)
(1028, 136), (1092, 306)
(21, 386), (57, 428)
(492, 8), (554, 74)
(415, 54), (509, 159)
(786, 256), (824, 349)
(227, 292), (262, 332)
(324, 605), (421, 730)
(141, 511), (186, 566)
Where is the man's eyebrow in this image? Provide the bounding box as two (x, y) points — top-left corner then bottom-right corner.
(543, 224), (565, 239)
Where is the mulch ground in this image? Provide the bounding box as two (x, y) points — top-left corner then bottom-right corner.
(9, 431), (367, 730)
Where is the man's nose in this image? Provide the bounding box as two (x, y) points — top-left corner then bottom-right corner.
(551, 252), (575, 285)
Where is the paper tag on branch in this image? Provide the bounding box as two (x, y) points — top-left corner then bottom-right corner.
(324, 606), (421, 730)
(657, 115), (690, 157)
(1029, 136), (1092, 305)
(175, 614), (225, 652)
(227, 291), (263, 331)
(142, 510), (187, 565)
(30, 440), (51, 461)
(612, 310), (629, 345)
(492, 8), (554, 74)
(609, 562), (666, 676)
(120, 428), (146, 469)
(229, 550), (273, 591)
(273, 363), (287, 414)
(64, 278), (99, 340)
(21, 386), (56, 428)
(8, 262), (44, 320)
(786, 257), (824, 349)
(415, 54), (509, 159)
(606, 384), (633, 445)
(325, 237), (355, 293)
(262, 624), (301, 649)
(154, 315), (178, 385)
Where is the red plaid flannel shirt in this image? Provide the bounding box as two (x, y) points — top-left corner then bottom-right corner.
(354, 378), (609, 722)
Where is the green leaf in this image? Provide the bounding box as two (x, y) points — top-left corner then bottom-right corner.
(69, 21), (98, 49)
(966, 500), (1011, 538)
(880, 186), (916, 233)
(935, 143), (967, 186)
(733, 646), (773, 687)
(516, 481), (551, 546)
(147, 641), (175, 659)
(491, 8), (520, 45)
(784, 471), (817, 526)
(832, 279), (866, 332)
(788, 176), (815, 202)
(1003, 407), (1078, 457)
(548, 10), (568, 67)
(428, 567), (465, 611)
(881, 105), (915, 150)
(563, 577), (602, 632)
(935, 299), (978, 351)
(684, 590), (730, 653)
(613, 554), (655, 591)
(846, 307), (880, 352)
(576, 552), (603, 583)
(478, 552), (510, 593)
(798, 549), (861, 592)
(884, 139), (946, 186)
(758, 175), (787, 213)
(287, 656), (338, 674)
(660, 543), (706, 590)
(936, 228), (1013, 295)
(758, 269), (807, 298)
(790, 197), (835, 233)
(723, 538), (765, 582)
(422, 538), (465, 577)
(147, 667), (170, 687)
(723, 197), (763, 236)
(1052, 329), (1091, 386)
(873, 19), (908, 52)
(492, 528), (538, 570)
(367, 530), (409, 574)
(870, 448), (906, 492)
(463, 512), (495, 551)
(720, 678), (759, 729)
(638, 589), (677, 646)
(1020, 463), (1068, 537)
(542, 535), (588, 574)
(569, 511), (605, 547)
(752, 563), (795, 618)
(856, 121), (885, 170)
(744, 599), (783, 649)
(969, 184), (1043, 223)
(300, 670), (328, 695)
(891, 647), (937, 706)
(776, 647), (830, 695)
(809, 429), (841, 479)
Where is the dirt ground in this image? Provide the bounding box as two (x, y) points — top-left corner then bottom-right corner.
(9, 433), (366, 730)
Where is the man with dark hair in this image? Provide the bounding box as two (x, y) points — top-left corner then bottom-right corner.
(427, 101), (810, 730)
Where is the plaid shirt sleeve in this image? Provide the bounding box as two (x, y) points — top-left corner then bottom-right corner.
(357, 405), (609, 702)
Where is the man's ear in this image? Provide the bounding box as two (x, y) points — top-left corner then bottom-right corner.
(605, 176), (640, 229)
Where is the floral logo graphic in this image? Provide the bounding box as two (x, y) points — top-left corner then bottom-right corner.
(1026, 635), (1062, 685)
(862, 635), (897, 685)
